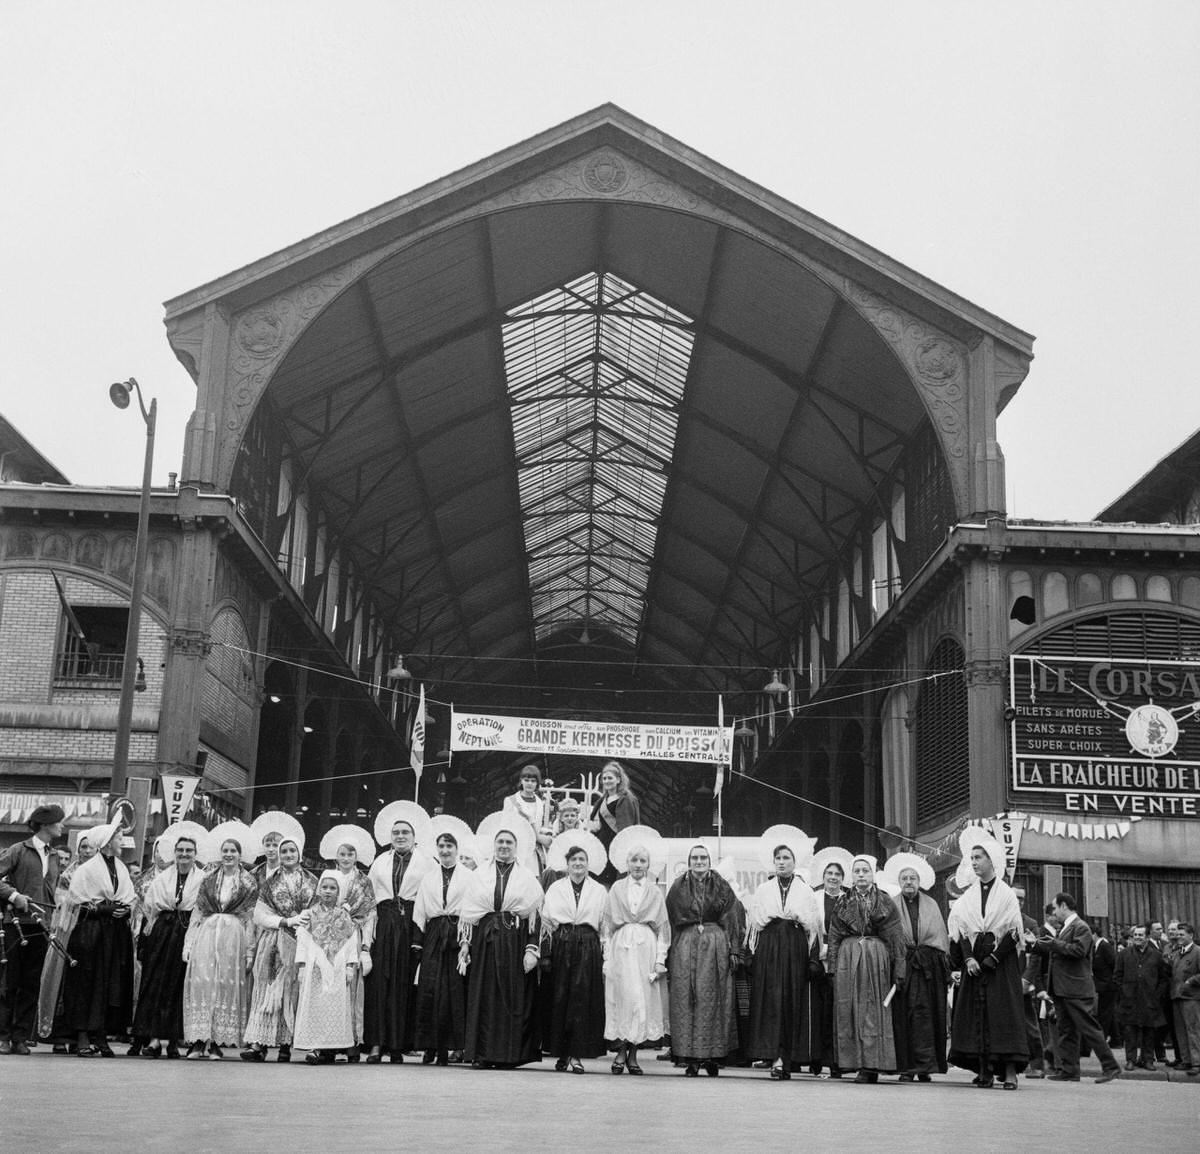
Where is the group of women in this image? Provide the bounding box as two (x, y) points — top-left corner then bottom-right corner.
(39, 758), (1021, 1083)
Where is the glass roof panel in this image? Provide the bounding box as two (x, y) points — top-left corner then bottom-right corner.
(502, 271), (695, 648)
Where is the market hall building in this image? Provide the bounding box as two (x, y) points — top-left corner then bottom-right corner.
(0, 106), (1195, 926)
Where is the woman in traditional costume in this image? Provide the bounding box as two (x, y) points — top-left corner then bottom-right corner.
(602, 826), (670, 1075)
(130, 821), (208, 1058)
(294, 870), (366, 1063)
(947, 826), (1028, 1090)
(502, 764), (554, 872)
(746, 827), (821, 1080)
(319, 824), (377, 926)
(248, 810), (303, 884)
(826, 853), (907, 1083)
(665, 841), (741, 1076)
(588, 761), (640, 886)
(362, 801), (432, 1063)
(807, 845), (853, 1077)
(62, 820), (136, 1057)
(542, 831), (608, 1073)
(459, 815), (544, 1068)
(882, 851), (952, 1082)
(412, 816), (476, 1065)
(241, 835), (317, 1062)
(182, 822), (260, 1059)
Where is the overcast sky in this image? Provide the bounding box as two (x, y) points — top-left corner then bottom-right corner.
(2, 1), (1196, 521)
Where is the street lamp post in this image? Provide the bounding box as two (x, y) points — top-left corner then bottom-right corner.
(109, 377), (156, 802)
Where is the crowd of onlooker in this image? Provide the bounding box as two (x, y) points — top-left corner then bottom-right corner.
(1015, 892), (1200, 1077)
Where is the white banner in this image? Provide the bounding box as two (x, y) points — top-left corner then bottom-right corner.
(451, 710), (734, 766)
(160, 773), (200, 826)
(988, 814), (1025, 884)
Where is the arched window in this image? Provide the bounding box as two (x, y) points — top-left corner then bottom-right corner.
(915, 637), (968, 825)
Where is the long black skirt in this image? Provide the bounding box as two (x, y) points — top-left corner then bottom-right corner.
(545, 924), (605, 1059)
(363, 898), (418, 1052)
(807, 970), (839, 1070)
(465, 912), (540, 1066)
(746, 919), (814, 1064)
(413, 915), (466, 1052)
(892, 945), (950, 1075)
(131, 911), (191, 1040)
(63, 912), (133, 1035)
(948, 952), (1029, 1073)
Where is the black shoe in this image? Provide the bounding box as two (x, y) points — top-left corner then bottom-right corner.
(276, 1045), (290, 1063)
(626, 1053), (643, 1075)
(555, 1056), (569, 1072)
(704, 1061), (720, 1077)
(422, 1049), (436, 1065)
(141, 1042), (162, 1059)
(1047, 1072), (1079, 1082)
(917, 1073), (931, 1083)
(570, 1058), (584, 1074)
(898, 1073), (914, 1082)
(98, 1045), (115, 1058)
(436, 1051), (449, 1066)
(53, 1043), (68, 1054)
(127, 1041), (143, 1057)
(239, 1046), (266, 1062)
(1094, 1068), (1121, 1084)
(684, 1064), (699, 1077)
(185, 1043), (206, 1060)
(11, 1041), (31, 1056)
(0, 1040), (11, 1056)
(166, 1043), (181, 1060)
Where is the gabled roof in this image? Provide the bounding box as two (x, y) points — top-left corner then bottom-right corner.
(0, 414), (69, 485)
(167, 106), (1034, 698)
(1096, 428), (1200, 523)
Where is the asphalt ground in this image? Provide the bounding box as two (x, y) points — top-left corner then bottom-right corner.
(1, 1049), (1197, 1153)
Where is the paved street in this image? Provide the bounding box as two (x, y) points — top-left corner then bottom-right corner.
(2, 1051), (1196, 1152)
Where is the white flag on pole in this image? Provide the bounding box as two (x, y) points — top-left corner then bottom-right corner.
(714, 695), (724, 796)
(410, 683), (426, 783)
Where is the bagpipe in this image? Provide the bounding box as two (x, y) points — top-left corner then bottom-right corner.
(0, 898), (77, 967)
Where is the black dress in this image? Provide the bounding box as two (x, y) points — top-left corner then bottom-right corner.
(747, 878), (817, 1065)
(131, 872), (193, 1041)
(363, 851), (419, 1054)
(63, 859), (133, 1037)
(464, 863), (541, 1067)
(544, 879), (605, 1059)
(412, 866), (467, 1053)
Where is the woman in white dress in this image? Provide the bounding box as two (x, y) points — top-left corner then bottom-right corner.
(601, 828), (671, 1075)
(182, 830), (259, 1059)
(294, 871), (366, 1064)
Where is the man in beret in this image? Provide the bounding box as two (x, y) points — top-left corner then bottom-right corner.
(0, 803), (65, 1054)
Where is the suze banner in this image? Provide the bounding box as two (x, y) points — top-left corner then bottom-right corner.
(450, 710), (734, 766)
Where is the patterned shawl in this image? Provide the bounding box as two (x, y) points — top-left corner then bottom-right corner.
(306, 900), (356, 963)
(195, 866), (258, 918)
(259, 864), (318, 921)
(334, 867), (376, 926)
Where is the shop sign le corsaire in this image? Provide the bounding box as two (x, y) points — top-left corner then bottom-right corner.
(1008, 655), (1200, 819)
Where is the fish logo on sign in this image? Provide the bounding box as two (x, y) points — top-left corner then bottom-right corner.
(1124, 704), (1180, 759)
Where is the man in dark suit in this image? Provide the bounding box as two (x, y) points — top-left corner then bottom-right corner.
(1092, 923), (1118, 1044)
(1027, 891), (1121, 1083)
(1013, 887), (1047, 1077)
(0, 803), (65, 1054)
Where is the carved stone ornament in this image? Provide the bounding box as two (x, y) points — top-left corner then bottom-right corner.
(171, 629), (213, 659)
(217, 253), (379, 487)
(963, 661), (1005, 688)
(842, 277), (969, 497)
(503, 148), (704, 211)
